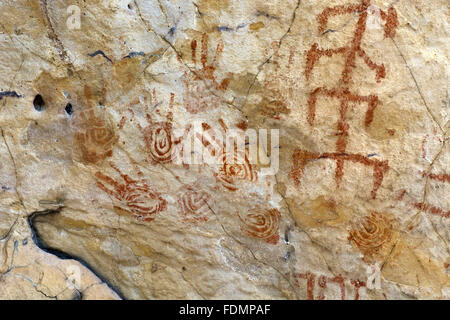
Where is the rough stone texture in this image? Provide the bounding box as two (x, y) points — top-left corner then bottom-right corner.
(0, 0), (448, 299)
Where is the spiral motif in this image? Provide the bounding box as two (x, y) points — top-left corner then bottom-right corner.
(178, 189), (210, 223)
(75, 110), (117, 164)
(238, 209), (281, 244)
(119, 181), (167, 222)
(144, 122), (174, 163)
(85, 127), (115, 151)
(216, 151), (257, 191)
(349, 213), (392, 257)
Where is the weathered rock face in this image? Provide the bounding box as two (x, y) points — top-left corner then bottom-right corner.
(0, 0), (448, 299)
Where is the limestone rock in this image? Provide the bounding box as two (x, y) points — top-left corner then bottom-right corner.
(0, 0), (448, 299)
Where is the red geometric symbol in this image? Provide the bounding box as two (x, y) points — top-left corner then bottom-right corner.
(292, 0), (398, 198)
(414, 171), (450, 218)
(292, 271), (367, 300)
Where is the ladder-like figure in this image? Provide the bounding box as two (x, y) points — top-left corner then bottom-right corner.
(292, 1), (398, 198)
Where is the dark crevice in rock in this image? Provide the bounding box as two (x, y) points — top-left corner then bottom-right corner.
(64, 103), (74, 116)
(33, 94), (46, 111)
(123, 51), (145, 59)
(0, 91), (22, 100)
(27, 209), (125, 300)
(88, 50), (113, 63)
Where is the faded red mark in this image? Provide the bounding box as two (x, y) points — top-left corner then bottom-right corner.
(178, 187), (211, 223)
(183, 33), (233, 114)
(95, 162), (167, 222)
(422, 130), (445, 159)
(292, 272), (366, 300)
(414, 203), (449, 218)
(420, 171), (450, 184)
(433, 127), (445, 143)
(290, 149), (388, 199)
(237, 208), (281, 244)
(386, 129), (395, 136)
(396, 189), (407, 201)
(259, 41), (295, 118)
(119, 116), (127, 130)
(122, 89), (190, 164)
(236, 120), (248, 131)
(421, 134), (429, 159)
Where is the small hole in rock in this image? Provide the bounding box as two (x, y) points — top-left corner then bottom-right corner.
(65, 103), (74, 116)
(33, 94), (45, 111)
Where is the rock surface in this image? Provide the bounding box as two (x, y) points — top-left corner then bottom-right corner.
(0, 0), (448, 299)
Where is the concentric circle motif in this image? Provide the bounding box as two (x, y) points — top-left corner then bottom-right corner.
(216, 151), (257, 191)
(178, 188), (211, 223)
(75, 109), (117, 164)
(121, 181), (167, 222)
(238, 209), (281, 244)
(348, 213), (393, 258)
(143, 122), (175, 163)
